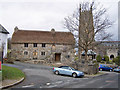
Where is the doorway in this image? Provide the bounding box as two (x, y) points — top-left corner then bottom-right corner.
(33, 50), (38, 60)
(110, 54), (114, 60)
(55, 53), (61, 62)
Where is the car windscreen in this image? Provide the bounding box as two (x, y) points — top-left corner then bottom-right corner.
(58, 66), (63, 68)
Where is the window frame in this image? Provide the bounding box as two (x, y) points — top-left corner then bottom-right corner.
(33, 43), (37, 47)
(41, 52), (45, 55)
(42, 43), (46, 47)
(24, 43), (28, 47)
(24, 51), (28, 55)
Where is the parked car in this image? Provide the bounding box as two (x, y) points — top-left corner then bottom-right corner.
(114, 66), (120, 73)
(52, 66), (84, 78)
(99, 64), (113, 72)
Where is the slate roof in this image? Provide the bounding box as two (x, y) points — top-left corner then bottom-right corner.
(0, 24), (9, 34)
(11, 29), (75, 45)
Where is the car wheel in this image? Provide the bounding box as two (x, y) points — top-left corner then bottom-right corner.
(72, 73), (77, 78)
(110, 69), (112, 72)
(100, 69), (102, 71)
(55, 71), (59, 75)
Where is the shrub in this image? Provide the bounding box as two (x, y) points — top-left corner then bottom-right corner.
(93, 60), (97, 63)
(74, 56), (78, 61)
(4, 50), (14, 64)
(103, 55), (109, 63)
(100, 61), (105, 64)
(96, 55), (102, 62)
(113, 56), (120, 66)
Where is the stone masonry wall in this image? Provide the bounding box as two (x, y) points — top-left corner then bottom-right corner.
(11, 43), (75, 63)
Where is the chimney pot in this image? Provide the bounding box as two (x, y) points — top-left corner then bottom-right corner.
(14, 26), (19, 32)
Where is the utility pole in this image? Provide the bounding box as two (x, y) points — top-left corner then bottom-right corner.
(78, 4), (82, 63)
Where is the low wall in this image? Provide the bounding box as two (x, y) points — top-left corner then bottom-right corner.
(69, 62), (99, 75)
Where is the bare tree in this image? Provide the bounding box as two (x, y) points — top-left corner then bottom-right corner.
(64, 1), (113, 63)
(8, 38), (11, 49)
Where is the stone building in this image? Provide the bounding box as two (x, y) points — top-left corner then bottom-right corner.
(96, 41), (120, 60)
(0, 24), (9, 59)
(11, 27), (75, 64)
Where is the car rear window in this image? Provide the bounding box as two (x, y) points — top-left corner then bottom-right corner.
(63, 67), (69, 69)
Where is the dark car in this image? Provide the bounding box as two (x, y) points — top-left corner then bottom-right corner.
(99, 64), (113, 72)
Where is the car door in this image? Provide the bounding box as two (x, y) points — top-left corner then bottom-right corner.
(58, 68), (63, 74)
(64, 67), (72, 75)
(61, 67), (72, 75)
(105, 66), (109, 71)
(102, 65), (106, 70)
(59, 67), (64, 74)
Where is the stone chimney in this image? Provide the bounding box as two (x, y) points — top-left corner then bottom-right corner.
(51, 28), (55, 35)
(14, 26), (19, 32)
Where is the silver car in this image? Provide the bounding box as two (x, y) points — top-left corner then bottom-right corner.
(114, 66), (120, 72)
(52, 66), (84, 78)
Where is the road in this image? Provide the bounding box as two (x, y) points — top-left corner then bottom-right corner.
(3, 61), (120, 89)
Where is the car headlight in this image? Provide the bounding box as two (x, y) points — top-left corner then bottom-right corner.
(80, 72), (84, 75)
(82, 72), (84, 75)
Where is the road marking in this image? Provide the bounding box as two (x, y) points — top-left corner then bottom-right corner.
(46, 82), (51, 86)
(67, 80), (70, 82)
(40, 86), (42, 88)
(78, 84), (86, 87)
(86, 80), (96, 84)
(54, 81), (63, 84)
(22, 85), (34, 88)
(48, 84), (57, 88)
(105, 80), (114, 83)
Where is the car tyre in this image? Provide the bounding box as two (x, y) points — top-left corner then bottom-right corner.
(100, 69), (102, 71)
(55, 71), (59, 75)
(110, 69), (112, 72)
(72, 73), (77, 78)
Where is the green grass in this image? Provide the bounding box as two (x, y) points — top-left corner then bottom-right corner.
(2, 65), (25, 80)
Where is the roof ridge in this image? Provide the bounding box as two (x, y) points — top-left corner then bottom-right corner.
(18, 29), (71, 33)
(12, 29), (75, 44)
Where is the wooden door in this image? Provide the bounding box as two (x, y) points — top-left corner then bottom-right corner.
(33, 50), (38, 60)
(55, 53), (61, 61)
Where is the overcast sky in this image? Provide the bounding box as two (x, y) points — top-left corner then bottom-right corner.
(0, 0), (119, 41)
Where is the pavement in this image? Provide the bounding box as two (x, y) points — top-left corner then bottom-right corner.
(1, 77), (24, 89)
(1, 61), (120, 89)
